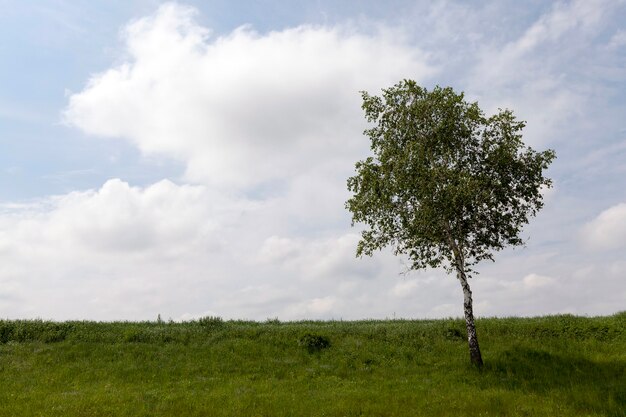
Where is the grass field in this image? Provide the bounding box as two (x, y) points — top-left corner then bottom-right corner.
(1, 314), (624, 416)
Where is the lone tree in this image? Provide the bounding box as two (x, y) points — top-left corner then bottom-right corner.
(346, 80), (555, 367)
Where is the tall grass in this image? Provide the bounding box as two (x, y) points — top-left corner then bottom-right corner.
(0, 313), (624, 416)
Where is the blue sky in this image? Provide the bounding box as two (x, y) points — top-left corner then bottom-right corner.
(1, 0), (625, 320)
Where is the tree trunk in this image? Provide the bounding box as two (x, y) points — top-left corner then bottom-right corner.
(456, 268), (483, 368)
(444, 223), (484, 367)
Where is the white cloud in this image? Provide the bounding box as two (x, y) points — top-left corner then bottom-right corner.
(0, 179), (247, 319)
(463, 0), (621, 147)
(257, 233), (385, 282)
(64, 3), (433, 189)
(390, 279), (420, 298)
(513, 0), (606, 51)
(0, 177), (398, 320)
(582, 202), (626, 250)
(0, 178), (229, 256)
(306, 296), (337, 314)
(608, 29), (626, 49)
(471, 0), (611, 86)
(472, 273), (562, 316)
(522, 273), (555, 289)
(389, 276), (442, 299)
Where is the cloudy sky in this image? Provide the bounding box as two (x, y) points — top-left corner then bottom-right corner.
(1, 0), (625, 321)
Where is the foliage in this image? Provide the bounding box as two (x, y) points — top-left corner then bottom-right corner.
(0, 320), (74, 343)
(298, 333), (331, 353)
(346, 80), (556, 274)
(0, 315), (624, 416)
(196, 315), (225, 329)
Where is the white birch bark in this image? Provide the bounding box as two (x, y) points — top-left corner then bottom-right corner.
(445, 222), (484, 367)
(456, 267), (483, 367)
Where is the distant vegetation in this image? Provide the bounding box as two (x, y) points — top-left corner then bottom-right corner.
(1, 314), (624, 416)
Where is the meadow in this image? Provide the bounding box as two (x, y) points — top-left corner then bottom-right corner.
(0, 313), (624, 416)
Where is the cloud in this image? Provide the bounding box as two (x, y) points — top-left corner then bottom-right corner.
(257, 233), (384, 282)
(64, 3), (433, 189)
(0, 178), (231, 256)
(0, 177), (397, 320)
(390, 279), (420, 298)
(521, 273), (555, 289)
(472, 273), (562, 316)
(0, 179), (247, 319)
(470, 0), (612, 88)
(608, 29), (626, 49)
(305, 296), (337, 314)
(462, 0), (622, 147)
(582, 202), (626, 250)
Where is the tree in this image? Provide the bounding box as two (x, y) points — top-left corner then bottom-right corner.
(346, 80), (555, 367)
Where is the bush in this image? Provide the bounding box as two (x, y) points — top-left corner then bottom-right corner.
(122, 328), (148, 343)
(445, 327), (465, 341)
(0, 320), (72, 343)
(299, 333), (331, 353)
(197, 316), (224, 329)
(0, 321), (13, 343)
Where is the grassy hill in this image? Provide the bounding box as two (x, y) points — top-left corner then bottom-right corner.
(1, 314), (624, 416)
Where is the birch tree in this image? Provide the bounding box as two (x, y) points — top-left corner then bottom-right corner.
(346, 81), (555, 367)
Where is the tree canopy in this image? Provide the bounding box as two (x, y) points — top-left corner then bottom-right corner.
(347, 80), (555, 275)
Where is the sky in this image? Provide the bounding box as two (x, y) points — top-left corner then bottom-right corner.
(0, 0), (625, 321)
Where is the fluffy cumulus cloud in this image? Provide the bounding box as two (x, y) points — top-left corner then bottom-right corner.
(2, 1), (625, 320)
(0, 180), (236, 319)
(582, 203), (626, 250)
(64, 3), (432, 189)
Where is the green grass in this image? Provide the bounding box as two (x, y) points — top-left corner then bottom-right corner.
(1, 313), (624, 416)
